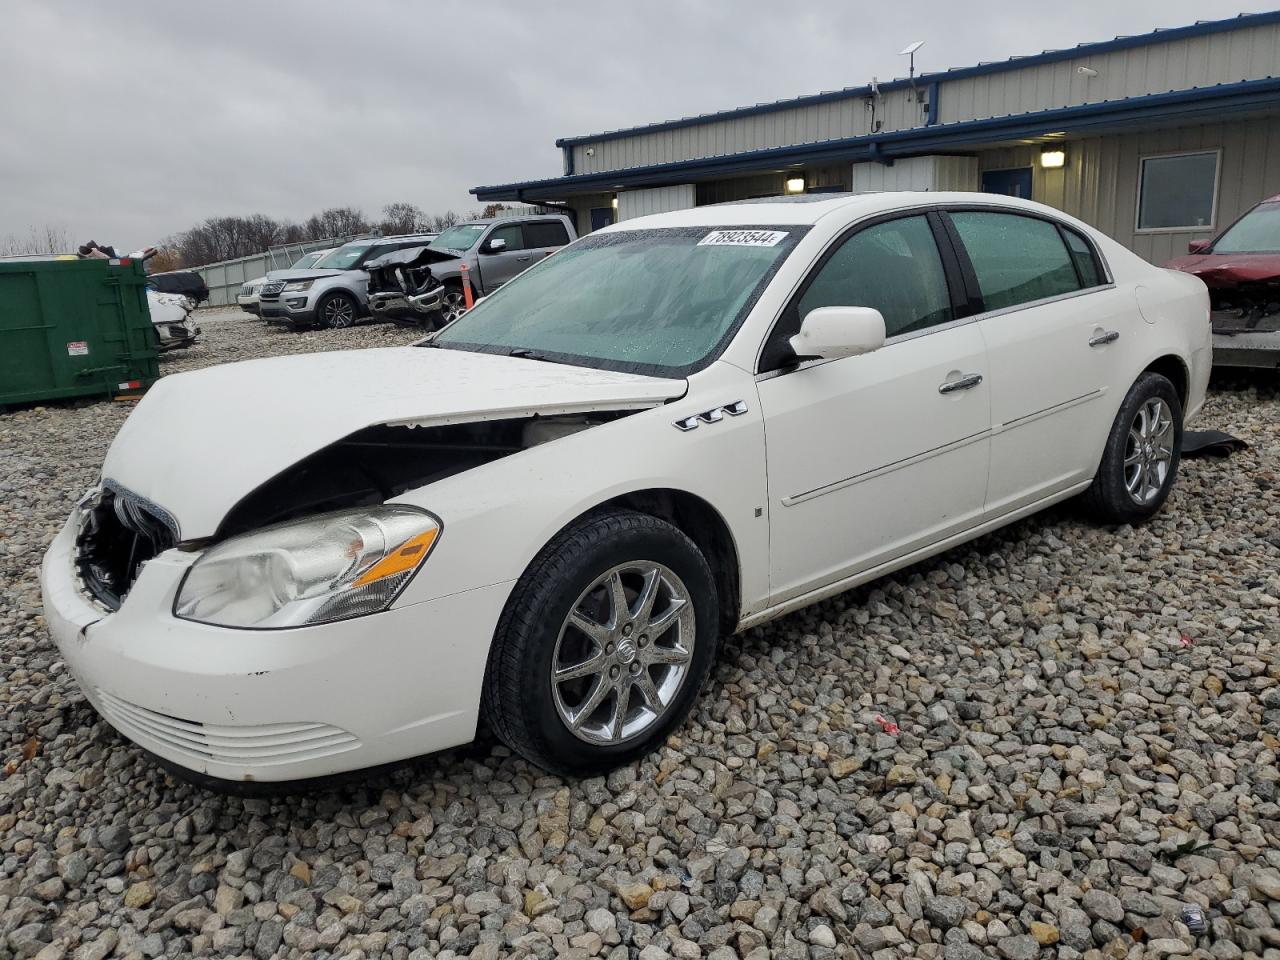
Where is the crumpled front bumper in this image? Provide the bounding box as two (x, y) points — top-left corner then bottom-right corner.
(40, 515), (510, 784)
(368, 287), (445, 324)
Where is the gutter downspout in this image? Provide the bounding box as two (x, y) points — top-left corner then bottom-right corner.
(926, 81), (940, 126)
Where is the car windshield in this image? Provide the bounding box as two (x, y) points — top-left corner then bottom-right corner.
(1213, 202), (1280, 254)
(291, 252), (322, 269)
(429, 224), (486, 253)
(313, 243), (373, 270)
(432, 226), (806, 377)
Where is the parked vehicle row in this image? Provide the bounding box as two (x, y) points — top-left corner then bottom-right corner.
(367, 214), (577, 328)
(42, 192), (1211, 787)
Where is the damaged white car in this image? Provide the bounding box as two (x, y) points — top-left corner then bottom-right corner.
(41, 193), (1211, 786)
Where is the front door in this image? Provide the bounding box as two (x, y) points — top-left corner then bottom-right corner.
(476, 223), (531, 291)
(943, 209), (1133, 515)
(981, 168), (1033, 199)
(757, 213), (991, 604)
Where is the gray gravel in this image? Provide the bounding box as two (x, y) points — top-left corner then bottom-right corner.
(2, 313), (1279, 960)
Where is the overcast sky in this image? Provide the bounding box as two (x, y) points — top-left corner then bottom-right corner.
(2, 1), (1274, 250)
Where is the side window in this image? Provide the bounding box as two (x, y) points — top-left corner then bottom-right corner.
(796, 216), (952, 339)
(1062, 228), (1104, 288)
(949, 212), (1081, 311)
(523, 220), (571, 248)
(487, 224), (524, 251)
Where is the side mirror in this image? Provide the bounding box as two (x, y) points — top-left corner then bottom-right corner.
(1187, 239), (1210, 254)
(789, 306), (886, 361)
(484, 237), (507, 254)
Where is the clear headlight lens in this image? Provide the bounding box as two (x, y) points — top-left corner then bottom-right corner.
(282, 280), (314, 292)
(174, 506), (440, 629)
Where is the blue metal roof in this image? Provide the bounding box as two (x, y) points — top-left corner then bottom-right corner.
(472, 77), (1280, 201)
(552, 11), (1280, 148)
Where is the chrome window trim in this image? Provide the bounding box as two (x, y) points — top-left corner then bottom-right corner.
(752, 201), (1115, 376)
(755, 282), (1117, 382)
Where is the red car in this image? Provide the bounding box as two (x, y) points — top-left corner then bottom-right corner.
(1165, 195), (1280, 368)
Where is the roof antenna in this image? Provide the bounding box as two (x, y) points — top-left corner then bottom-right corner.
(900, 40), (925, 103)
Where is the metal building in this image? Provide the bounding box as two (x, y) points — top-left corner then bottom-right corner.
(472, 12), (1280, 264)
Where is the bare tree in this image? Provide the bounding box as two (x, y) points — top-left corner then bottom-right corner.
(303, 207), (369, 241)
(427, 210), (463, 232)
(0, 224), (72, 256)
(378, 202), (427, 236)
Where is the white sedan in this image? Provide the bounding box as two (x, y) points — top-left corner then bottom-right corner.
(41, 193), (1211, 785)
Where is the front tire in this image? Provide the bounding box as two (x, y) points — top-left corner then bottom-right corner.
(317, 292), (359, 329)
(482, 510), (719, 775)
(435, 285), (468, 328)
(1082, 371), (1182, 524)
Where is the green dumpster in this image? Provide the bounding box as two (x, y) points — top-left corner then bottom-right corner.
(0, 256), (159, 406)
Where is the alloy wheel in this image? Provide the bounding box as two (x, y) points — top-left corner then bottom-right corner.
(440, 290), (467, 324)
(1124, 397), (1174, 504)
(551, 562), (696, 745)
(323, 297), (356, 328)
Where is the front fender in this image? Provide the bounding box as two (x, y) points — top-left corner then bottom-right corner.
(390, 361), (769, 619)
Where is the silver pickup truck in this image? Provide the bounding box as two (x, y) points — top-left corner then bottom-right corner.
(367, 214), (577, 328)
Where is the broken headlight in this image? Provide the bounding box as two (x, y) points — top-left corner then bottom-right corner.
(174, 506), (440, 629)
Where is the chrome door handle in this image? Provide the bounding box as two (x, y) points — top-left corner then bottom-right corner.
(938, 373), (983, 394)
(516, 255), (533, 262)
(1089, 330), (1120, 347)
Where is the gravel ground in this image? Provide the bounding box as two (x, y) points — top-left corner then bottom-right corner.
(1, 313), (1278, 960)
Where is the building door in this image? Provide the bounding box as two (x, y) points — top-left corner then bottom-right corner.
(589, 207), (614, 232)
(981, 168), (1033, 198)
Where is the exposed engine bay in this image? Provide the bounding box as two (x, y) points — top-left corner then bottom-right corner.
(366, 245), (460, 329)
(216, 412), (628, 539)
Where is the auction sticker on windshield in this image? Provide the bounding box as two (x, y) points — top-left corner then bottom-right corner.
(698, 229), (789, 247)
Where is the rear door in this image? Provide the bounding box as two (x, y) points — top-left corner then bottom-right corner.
(522, 219), (573, 262)
(941, 209), (1132, 516)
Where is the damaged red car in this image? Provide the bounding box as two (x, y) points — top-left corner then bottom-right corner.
(1166, 195), (1280, 369)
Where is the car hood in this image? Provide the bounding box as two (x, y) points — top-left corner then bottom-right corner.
(1164, 252), (1280, 286)
(367, 246), (460, 270)
(101, 346), (686, 539)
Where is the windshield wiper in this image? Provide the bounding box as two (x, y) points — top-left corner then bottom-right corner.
(507, 348), (564, 364)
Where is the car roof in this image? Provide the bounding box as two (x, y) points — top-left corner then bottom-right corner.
(599, 191), (1067, 230)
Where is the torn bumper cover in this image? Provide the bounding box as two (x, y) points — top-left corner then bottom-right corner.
(41, 510), (510, 781)
(366, 245), (459, 326)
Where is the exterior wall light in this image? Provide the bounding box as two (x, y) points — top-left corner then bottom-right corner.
(1040, 149), (1066, 169)
(785, 176), (807, 194)
(611, 196), (619, 209)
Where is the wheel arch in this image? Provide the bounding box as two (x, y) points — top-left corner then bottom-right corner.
(574, 488), (743, 637)
(1142, 353), (1190, 410)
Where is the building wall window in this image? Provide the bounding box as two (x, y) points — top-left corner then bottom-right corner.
(1136, 150), (1219, 232)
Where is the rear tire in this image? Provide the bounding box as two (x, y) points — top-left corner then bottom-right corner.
(1081, 371), (1182, 525)
(482, 509), (719, 776)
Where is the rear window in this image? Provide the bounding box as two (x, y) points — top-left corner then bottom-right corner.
(524, 220), (571, 248)
(950, 212), (1081, 312)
